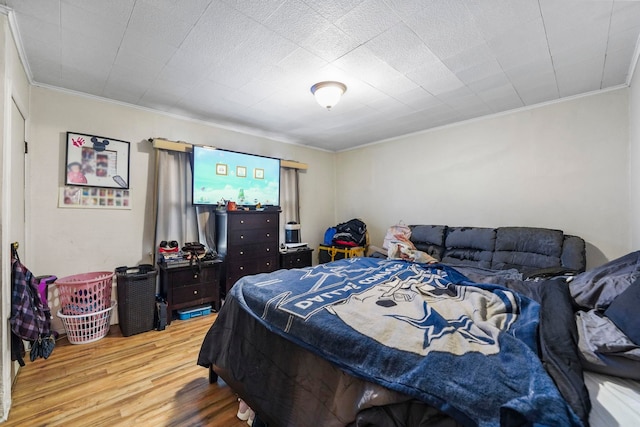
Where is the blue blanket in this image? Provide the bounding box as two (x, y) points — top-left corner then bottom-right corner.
(231, 257), (583, 427)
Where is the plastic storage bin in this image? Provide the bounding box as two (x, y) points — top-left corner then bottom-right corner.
(177, 304), (212, 320)
(115, 264), (157, 337)
(58, 301), (116, 344)
(55, 271), (114, 315)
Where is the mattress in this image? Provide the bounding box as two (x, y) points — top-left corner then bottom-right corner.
(585, 371), (640, 427)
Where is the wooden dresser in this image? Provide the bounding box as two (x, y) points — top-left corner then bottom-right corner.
(158, 259), (221, 325)
(216, 209), (280, 296)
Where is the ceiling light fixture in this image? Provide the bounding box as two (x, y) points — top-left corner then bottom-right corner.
(310, 81), (347, 110)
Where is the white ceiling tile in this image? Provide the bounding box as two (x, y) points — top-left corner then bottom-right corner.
(517, 84), (559, 105)
(611, 1), (640, 33)
(20, 29), (60, 65)
(60, 2), (127, 46)
(476, 84), (523, 112)
(127, 1), (194, 48)
(466, 73), (513, 94)
(303, 0), (366, 22)
(464, 0), (541, 40)
(382, 0), (426, 20)
(237, 25), (299, 67)
(119, 29), (177, 65)
(406, 61), (465, 95)
(299, 24), (360, 62)
(28, 57), (62, 86)
(332, 45), (405, 87)
(375, 74), (420, 97)
(365, 23), (439, 74)
(59, 64), (108, 96)
(138, 0), (212, 25)
(555, 56), (605, 97)
(406, 0), (485, 59)
(220, 0), (286, 23)
(7, 0), (60, 25)
(335, 0), (401, 45)
(392, 89), (443, 111)
(62, 0), (135, 24)
(602, 47), (632, 87)
(264, 0), (331, 44)
(455, 59), (505, 86)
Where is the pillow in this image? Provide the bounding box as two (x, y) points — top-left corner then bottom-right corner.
(569, 250), (640, 310)
(604, 278), (640, 345)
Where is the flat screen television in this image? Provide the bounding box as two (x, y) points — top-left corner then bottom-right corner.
(192, 146), (280, 207)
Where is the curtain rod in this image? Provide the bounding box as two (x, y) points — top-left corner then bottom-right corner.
(149, 138), (308, 170)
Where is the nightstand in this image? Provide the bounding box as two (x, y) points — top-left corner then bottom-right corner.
(158, 259), (221, 325)
(280, 248), (314, 269)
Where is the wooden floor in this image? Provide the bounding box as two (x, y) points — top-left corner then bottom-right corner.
(5, 314), (248, 427)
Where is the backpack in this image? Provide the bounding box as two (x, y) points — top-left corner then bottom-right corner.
(323, 227), (337, 245)
(10, 257), (55, 365)
(332, 218), (368, 247)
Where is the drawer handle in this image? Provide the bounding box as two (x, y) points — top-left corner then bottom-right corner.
(240, 251), (244, 255)
(240, 220), (244, 224)
(240, 235), (244, 239)
(266, 248), (270, 252)
(266, 219), (270, 223)
(266, 233), (270, 237)
(266, 262), (270, 266)
(193, 274), (198, 279)
(240, 266), (244, 270)
(193, 290), (198, 295)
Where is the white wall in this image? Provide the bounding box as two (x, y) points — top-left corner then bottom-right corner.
(629, 53), (640, 250)
(336, 89), (630, 269)
(27, 86), (336, 331)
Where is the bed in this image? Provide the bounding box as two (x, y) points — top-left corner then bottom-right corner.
(197, 226), (640, 427)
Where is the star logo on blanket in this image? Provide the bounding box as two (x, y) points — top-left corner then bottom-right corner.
(326, 265), (519, 356)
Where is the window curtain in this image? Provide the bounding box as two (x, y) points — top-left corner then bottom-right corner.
(280, 167), (299, 241)
(154, 150), (216, 261)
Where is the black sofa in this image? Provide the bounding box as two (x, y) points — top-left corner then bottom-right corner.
(374, 225), (586, 278)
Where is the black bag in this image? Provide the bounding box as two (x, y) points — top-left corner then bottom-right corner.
(332, 218), (367, 247)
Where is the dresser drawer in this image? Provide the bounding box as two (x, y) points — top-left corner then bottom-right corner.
(280, 249), (313, 269)
(228, 228), (278, 246)
(227, 242), (278, 259)
(228, 212), (278, 230)
(172, 283), (215, 305)
(227, 255), (278, 283)
(167, 265), (216, 288)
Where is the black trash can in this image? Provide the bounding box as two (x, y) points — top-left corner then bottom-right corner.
(115, 264), (157, 337)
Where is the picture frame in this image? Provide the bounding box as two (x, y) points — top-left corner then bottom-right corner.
(236, 166), (247, 178)
(216, 163), (228, 175)
(58, 186), (131, 209)
(254, 168), (264, 179)
(65, 132), (130, 189)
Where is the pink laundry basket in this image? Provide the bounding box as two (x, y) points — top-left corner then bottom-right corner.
(54, 271), (114, 315)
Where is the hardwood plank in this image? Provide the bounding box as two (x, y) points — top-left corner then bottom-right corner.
(5, 314), (248, 427)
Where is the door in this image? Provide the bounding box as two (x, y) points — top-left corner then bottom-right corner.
(8, 98), (26, 382)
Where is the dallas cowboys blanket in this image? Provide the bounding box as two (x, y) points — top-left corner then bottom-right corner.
(219, 257), (583, 427)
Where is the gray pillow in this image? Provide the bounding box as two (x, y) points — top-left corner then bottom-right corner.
(569, 251), (640, 310)
(604, 279), (640, 345)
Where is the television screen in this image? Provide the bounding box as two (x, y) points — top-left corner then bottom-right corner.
(192, 146), (280, 207)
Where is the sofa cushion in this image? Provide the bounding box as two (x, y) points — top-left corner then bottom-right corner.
(442, 227), (495, 269)
(561, 235), (587, 273)
(409, 225), (446, 261)
(492, 227), (564, 274)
